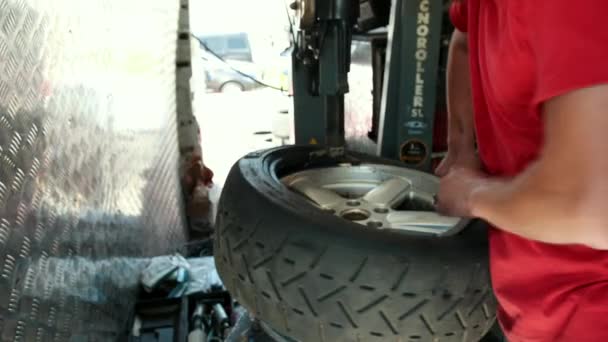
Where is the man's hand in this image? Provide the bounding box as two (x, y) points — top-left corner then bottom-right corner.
(436, 167), (487, 217)
(435, 148), (480, 177)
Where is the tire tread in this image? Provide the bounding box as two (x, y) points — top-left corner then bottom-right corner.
(214, 149), (497, 342)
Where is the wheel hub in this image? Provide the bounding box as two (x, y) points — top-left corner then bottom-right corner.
(281, 164), (468, 236)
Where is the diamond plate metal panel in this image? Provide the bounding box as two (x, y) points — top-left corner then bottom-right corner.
(0, 0), (187, 340)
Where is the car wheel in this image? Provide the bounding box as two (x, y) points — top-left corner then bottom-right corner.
(214, 146), (497, 342)
(220, 81), (244, 93)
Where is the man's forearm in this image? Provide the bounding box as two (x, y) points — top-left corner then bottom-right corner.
(466, 85), (608, 250)
(470, 163), (608, 249)
(447, 30), (476, 150)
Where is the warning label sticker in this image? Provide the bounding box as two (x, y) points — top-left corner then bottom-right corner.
(400, 139), (428, 166)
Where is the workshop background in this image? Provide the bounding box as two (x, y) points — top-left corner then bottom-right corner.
(0, 0), (475, 341)
(0, 0), (372, 339)
(191, 0), (374, 188)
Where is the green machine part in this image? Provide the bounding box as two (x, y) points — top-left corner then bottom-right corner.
(291, 0), (356, 147)
(292, 58), (326, 146)
(378, 0), (443, 171)
(291, 0), (444, 172)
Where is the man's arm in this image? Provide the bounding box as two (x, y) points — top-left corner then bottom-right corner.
(436, 29), (479, 176)
(440, 85), (608, 249)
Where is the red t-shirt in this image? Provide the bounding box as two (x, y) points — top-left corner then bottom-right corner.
(450, 1), (608, 341)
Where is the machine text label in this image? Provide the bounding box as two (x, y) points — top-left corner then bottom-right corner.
(411, 0), (430, 120)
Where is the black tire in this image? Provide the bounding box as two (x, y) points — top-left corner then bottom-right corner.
(214, 146), (497, 342)
(220, 81), (245, 93)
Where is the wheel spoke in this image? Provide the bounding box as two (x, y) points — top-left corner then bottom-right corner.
(386, 211), (460, 234)
(363, 178), (411, 207)
(289, 179), (344, 209)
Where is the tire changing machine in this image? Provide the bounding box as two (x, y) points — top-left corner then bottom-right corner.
(172, 1), (503, 341)
(291, 0), (443, 173)
(273, 0), (505, 341)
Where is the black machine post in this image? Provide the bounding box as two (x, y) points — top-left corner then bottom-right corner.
(292, 0), (358, 148)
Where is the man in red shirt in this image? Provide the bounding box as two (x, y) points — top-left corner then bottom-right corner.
(435, 1), (608, 341)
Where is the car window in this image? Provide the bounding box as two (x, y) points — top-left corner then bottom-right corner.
(202, 37), (224, 54)
(227, 36), (248, 50)
(201, 34), (252, 62)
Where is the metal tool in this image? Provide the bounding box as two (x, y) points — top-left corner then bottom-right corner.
(212, 303), (230, 338)
(188, 303), (208, 342)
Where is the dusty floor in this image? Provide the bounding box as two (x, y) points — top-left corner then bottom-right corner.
(194, 88), (291, 187)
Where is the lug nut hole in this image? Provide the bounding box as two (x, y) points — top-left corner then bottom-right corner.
(367, 221), (383, 228)
(341, 209), (370, 221)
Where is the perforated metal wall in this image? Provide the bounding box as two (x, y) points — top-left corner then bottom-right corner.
(0, 0), (187, 340)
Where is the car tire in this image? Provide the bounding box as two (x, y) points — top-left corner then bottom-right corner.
(214, 146), (497, 342)
(220, 81), (244, 93)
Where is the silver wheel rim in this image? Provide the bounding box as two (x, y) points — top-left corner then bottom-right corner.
(282, 164), (469, 236)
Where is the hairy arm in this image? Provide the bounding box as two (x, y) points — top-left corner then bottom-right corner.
(469, 85), (608, 249)
(436, 29), (478, 176)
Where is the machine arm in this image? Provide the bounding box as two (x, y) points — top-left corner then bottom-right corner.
(291, 0), (359, 148)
